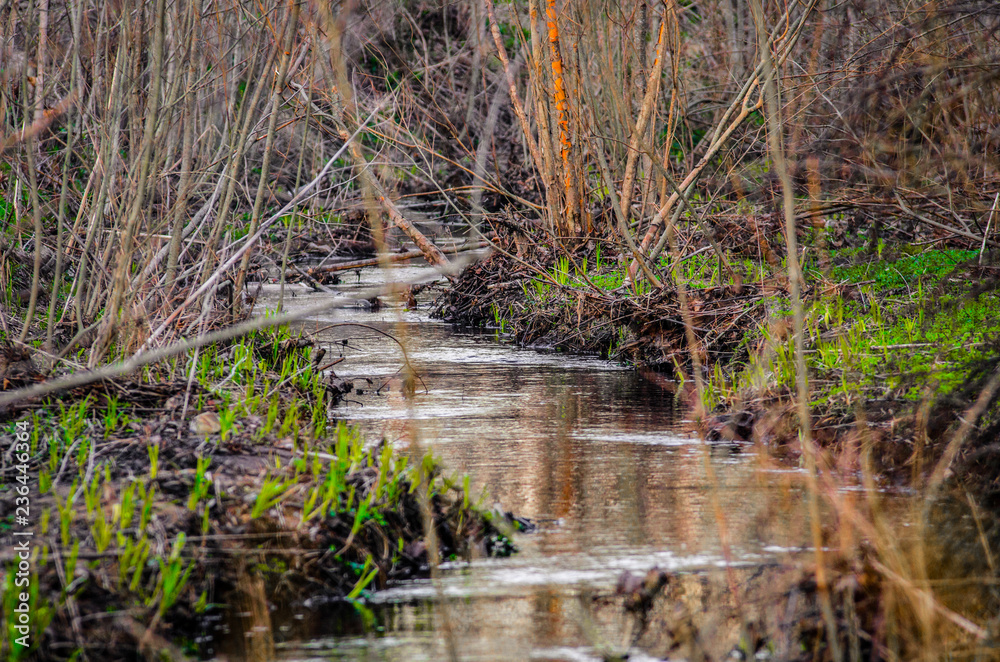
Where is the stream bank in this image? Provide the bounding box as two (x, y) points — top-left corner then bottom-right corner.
(431, 216), (1000, 658)
(3, 247), (998, 660)
(254, 260), (993, 661)
(437, 215), (1000, 485)
(270, 267), (894, 661)
(0, 326), (515, 661)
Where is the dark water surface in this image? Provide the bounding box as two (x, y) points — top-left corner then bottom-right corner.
(255, 266), (839, 661)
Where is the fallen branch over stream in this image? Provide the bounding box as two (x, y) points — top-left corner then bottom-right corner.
(288, 240), (489, 278)
(0, 254), (479, 409)
(433, 217), (769, 368)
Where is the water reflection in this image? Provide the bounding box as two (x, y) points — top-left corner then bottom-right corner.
(259, 271), (821, 661)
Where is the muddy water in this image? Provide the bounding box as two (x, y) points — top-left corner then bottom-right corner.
(257, 265), (843, 661)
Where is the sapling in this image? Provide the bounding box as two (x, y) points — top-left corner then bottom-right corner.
(75, 436), (90, 467)
(346, 556), (379, 601)
(374, 443), (393, 501)
(138, 483), (156, 530)
(147, 442), (160, 480)
(251, 473), (294, 518)
(118, 481), (137, 530)
(348, 490), (375, 541)
(302, 482), (323, 523)
(127, 536), (152, 593)
(38, 469), (51, 495)
(194, 591), (209, 614)
(82, 473), (101, 516)
(279, 401), (300, 437)
(91, 510), (112, 553)
(55, 490), (75, 547)
(103, 396), (117, 437)
(218, 406), (236, 442)
(311, 387), (327, 438)
(187, 456), (212, 510)
(154, 534), (193, 617)
(39, 508), (51, 537)
(264, 395), (280, 433)
(63, 540), (80, 592)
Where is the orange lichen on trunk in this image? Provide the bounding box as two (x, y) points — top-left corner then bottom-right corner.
(545, 0), (577, 233)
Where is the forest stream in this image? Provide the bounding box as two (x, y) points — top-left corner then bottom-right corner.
(4, 1), (998, 658)
(255, 265), (911, 662)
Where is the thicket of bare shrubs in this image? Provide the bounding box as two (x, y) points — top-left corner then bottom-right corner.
(2, 0), (997, 366)
(1, 0), (996, 352)
(2, 1), (1000, 657)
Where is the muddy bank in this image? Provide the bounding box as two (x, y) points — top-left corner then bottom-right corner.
(430, 217), (1000, 658)
(0, 328), (517, 661)
(436, 216), (1000, 478)
(433, 213), (770, 370)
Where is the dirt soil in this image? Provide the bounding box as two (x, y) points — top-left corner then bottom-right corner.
(0, 330), (519, 661)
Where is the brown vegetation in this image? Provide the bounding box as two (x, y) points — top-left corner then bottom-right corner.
(2, 0), (1000, 659)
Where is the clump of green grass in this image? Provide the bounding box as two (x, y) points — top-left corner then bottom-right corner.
(705, 247), (999, 409)
(830, 247), (977, 292)
(0, 326), (511, 661)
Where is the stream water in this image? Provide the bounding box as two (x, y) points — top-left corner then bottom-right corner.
(255, 265), (878, 661)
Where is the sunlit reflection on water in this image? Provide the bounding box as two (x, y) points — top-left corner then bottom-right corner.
(256, 268), (878, 661)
